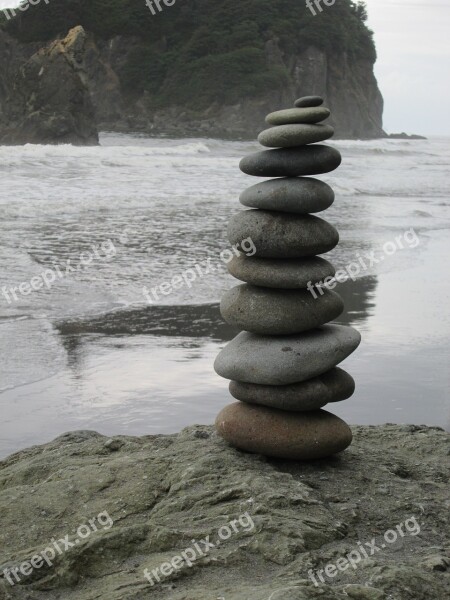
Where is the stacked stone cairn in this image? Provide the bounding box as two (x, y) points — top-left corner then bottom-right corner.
(214, 96), (361, 460)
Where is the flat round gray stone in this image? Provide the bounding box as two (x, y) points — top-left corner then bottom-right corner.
(240, 177), (334, 214)
(227, 255), (335, 288)
(258, 123), (334, 148)
(239, 145), (341, 177)
(265, 107), (330, 126)
(221, 284), (343, 335)
(228, 210), (339, 258)
(229, 367), (355, 411)
(214, 324), (361, 385)
(216, 403), (352, 460)
(294, 95), (324, 108)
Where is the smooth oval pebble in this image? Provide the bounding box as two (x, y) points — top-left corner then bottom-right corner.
(240, 177), (334, 214)
(265, 107), (330, 126)
(214, 324), (361, 385)
(228, 210), (339, 258)
(239, 145), (341, 177)
(227, 255), (335, 288)
(221, 284), (343, 335)
(294, 95), (324, 108)
(229, 367), (355, 411)
(216, 403), (353, 460)
(258, 123), (334, 148)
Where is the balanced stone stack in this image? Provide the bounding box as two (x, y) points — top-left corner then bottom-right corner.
(214, 95), (361, 461)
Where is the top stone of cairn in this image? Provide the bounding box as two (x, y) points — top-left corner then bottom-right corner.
(294, 95), (324, 108)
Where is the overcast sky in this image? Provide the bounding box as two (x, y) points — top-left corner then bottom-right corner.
(1, 0), (448, 135)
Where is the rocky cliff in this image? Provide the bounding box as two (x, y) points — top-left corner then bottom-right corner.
(86, 38), (384, 139)
(1, 0), (385, 142)
(0, 26), (98, 145)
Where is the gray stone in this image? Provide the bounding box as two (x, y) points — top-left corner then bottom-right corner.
(229, 367), (356, 411)
(294, 95), (324, 108)
(228, 210), (339, 258)
(220, 285), (343, 335)
(239, 145), (341, 177)
(258, 123), (334, 148)
(227, 255), (335, 288)
(240, 177), (334, 214)
(265, 107), (330, 126)
(216, 403), (353, 460)
(214, 324), (361, 385)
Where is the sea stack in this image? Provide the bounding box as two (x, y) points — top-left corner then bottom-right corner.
(214, 96), (361, 460)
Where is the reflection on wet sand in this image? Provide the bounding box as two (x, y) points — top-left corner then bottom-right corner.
(56, 275), (378, 345)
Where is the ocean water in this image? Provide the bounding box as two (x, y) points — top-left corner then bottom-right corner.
(0, 134), (449, 457)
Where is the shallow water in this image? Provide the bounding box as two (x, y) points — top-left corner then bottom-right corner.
(0, 134), (449, 457)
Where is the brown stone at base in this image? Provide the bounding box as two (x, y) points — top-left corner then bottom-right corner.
(215, 403), (352, 460)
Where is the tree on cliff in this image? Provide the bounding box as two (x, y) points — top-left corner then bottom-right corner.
(1, 0), (375, 108)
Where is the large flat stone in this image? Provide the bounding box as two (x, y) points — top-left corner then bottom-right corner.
(228, 210), (339, 258)
(240, 145), (341, 177)
(258, 123), (334, 148)
(216, 403), (353, 460)
(240, 177), (334, 214)
(266, 107), (331, 126)
(221, 284), (344, 335)
(227, 255), (335, 288)
(229, 367), (356, 411)
(214, 324), (361, 385)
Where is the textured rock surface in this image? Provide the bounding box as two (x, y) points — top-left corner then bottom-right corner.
(229, 367), (355, 410)
(258, 123), (334, 148)
(240, 177), (334, 214)
(228, 255), (336, 288)
(216, 403), (352, 459)
(240, 145), (341, 177)
(228, 211), (339, 258)
(221, 285), (344, 335)
(214, 324), (361, 385)
(0, 27), (98, 145)
(0, 425), (448, 599)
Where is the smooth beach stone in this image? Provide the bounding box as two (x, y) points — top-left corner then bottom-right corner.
(294, 95), (324, 108)
(227, 255), (335, 288)
(229, 367), (356, 411)
(258, 123), (334, 148)
(228, 210), (339, 258)
(214, 324), (361, 385)
(240, 177), (334, 214)
(220, 285), (343, 335)
(239, 145), (341, 177)
(215, 403), (353, 460)
(265, 107), (330, 126)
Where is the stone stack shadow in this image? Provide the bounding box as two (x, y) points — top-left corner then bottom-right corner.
(214, 96), (361, 460)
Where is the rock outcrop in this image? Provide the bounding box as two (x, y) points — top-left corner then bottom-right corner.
(85, 39), (385, 139)
(1, 0), (385, 141)
(0, 26), (98, 145)
(0, 424), (448, 599)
